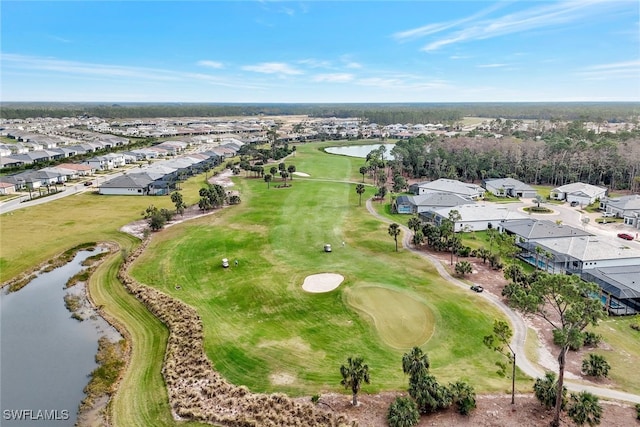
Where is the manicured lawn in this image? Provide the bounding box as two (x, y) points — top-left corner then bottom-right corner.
(591, 316), (640, 395)
(130, 143), (516, 397)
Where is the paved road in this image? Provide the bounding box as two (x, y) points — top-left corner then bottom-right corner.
(365, 198), (640, 404)
(0, 172), (125, 215)
(501, 198), (640, 249)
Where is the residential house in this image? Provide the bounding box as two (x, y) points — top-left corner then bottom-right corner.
(98, 174), (154, 195)
(483, 177), (537, 198)
(410, 178), (485, 200)
(421, 204), (529, 232)
(550, 182), (607, 205)
(0, 182), (16, 195)
(57, 163), (95, 176)
(523, 235), (640, 275)
(393, 192), (473, 214)
(581, 265), (640, 315)
(600, 194), (640, 229)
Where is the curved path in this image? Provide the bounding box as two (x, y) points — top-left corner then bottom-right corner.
(365, 198), (640, 404)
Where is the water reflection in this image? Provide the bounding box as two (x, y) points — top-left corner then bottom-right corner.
(1, 248), (120, 427)
(325, 143), (396, 159)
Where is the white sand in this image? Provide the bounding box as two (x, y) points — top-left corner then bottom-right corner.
(302, 273), (344, 293)
(292, 171), (310, 177)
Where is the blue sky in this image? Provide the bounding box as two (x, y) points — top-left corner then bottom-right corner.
(1, 1), (639, 103)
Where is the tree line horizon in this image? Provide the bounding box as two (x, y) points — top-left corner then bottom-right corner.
(1, 102), (639, 124)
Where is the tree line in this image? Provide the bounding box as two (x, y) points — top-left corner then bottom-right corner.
(390, 122), (640, 191)
(2, 102), (637, 125)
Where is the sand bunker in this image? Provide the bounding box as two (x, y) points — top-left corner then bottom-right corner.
(302, 273), (344, 293)
(292, 171), (310, 177)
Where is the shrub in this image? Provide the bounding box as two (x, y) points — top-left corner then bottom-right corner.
(387, 396), (420, 427)
(409, 373), (452, 414)
(635, 403), (640, 420)
(581, 354), (610, 378)
(449, 381), (476, 416)
(567, 391), (602, 427)
(457, 246), (471, 257)
(533, 371), (567, 410)
(583, 331), (602, 347)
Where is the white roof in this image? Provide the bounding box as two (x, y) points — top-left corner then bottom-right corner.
(537, 235), (640, 262)
(553, 182), (606, 197)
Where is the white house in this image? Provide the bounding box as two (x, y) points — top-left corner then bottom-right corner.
(533, 235), (640, 274)
(422, 204), (529, 232)
(550, 182), (607, 205)
(600, 194), (640, 229)
(412, 178), (485, 200)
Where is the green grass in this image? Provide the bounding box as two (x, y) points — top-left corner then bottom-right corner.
(129, 143), (517, 396)
(591, 316), (640, 394)
(88, 245), (207, 427)
(4, 140), (639, 424)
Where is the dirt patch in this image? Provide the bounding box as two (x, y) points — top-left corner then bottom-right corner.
(312, 392), (637, 426)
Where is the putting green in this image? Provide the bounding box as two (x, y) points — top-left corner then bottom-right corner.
(345, 285), (435, 349)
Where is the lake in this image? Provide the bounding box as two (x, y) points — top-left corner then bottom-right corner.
(324, 143), (396, 160)
(0, 248), (120, 426)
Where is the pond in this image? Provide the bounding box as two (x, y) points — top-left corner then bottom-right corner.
(324, 143), (396, 160)
(1, 248), (121, 426)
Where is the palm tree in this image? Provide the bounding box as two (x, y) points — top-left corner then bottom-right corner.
(455, 261), (473, 277)
(534, 245), (543, 270)
(287, 164), (296, 179)
(581, 354), (610, 378)
(567, 391), (602, 427)
(264, 174), (272, 189)
(359, 166), (368, 182)
(340, 356), (370, 406)
(280, 171), (289, 185)
(356, 184), (365, 206)
(407, 216), (421, 233)
(388, 223), (401, 252)
(402, 346), (430, 380)
(270, 166), (278, 177)
(387, 396), (420, 427)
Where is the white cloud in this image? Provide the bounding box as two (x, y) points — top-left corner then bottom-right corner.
(197, 60), (224, 69)
(576, 59), (640, 80)
(297, 58), (332, 68)
(392, 2), (505, 41)
(1, 53), (179, 81)
(312, 73), (354, 83)
(402, 0), (621, 52)
(241, 62), (303, 75)
(477, 63), (509, 68)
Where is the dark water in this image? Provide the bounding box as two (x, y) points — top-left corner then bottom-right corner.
(1, 249), (120, 426)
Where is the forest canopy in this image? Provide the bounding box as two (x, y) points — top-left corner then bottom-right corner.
(1, 102), (638, 125)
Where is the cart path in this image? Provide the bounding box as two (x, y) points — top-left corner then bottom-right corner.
(365, 197), (640, 404)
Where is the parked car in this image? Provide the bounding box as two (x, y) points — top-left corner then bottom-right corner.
(602, 212), (615, 217)
(570, 201), (579, 207)
(617, 233), (634, 241)
(84, 181), (93, 186)
(470, 285), (484, 293)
